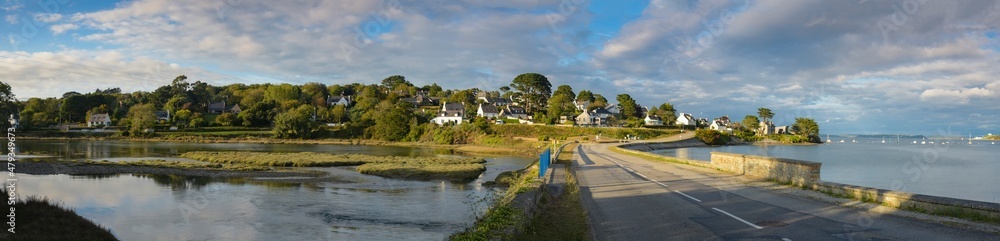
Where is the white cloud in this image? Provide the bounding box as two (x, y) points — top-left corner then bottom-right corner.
(4, 15), (16, 24)
(34, 13), (62, 23)
(1, 50), (231, 98)
(50, 23), (78, 35)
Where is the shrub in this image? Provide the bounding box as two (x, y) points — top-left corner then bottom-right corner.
(695, 129), (729, 145)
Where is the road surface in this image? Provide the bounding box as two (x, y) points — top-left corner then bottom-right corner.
(573, 139), (998, 241)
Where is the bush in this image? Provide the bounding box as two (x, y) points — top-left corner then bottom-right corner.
(695, 129), (729, 145)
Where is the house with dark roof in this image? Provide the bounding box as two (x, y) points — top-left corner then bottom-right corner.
(208, 101), (227, 113)
(478, 96), (512, 106)
(499, 105), (528, 119)
(644, 115), (663, 126)
(431, 101), (465, 125)
(477, 103), (499, 119)
(88, 113), (111, 127)
(401, 94), (438, 107)
(590, 107), (613, 119)
(328, 95), (351, 107)
(155, 111), (170, 122)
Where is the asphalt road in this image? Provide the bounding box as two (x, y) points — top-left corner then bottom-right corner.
(573, 139), (999, 241)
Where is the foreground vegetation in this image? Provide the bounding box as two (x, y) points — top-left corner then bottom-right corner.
(451, 143), (588, 240)
(0, 189), (118, 241)
(180, 151), (487, 180)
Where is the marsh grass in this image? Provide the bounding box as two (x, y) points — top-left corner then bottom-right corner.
(180, 151), (487, 180)
(0, 189), (118, 241)
(82, 159), (271, 172)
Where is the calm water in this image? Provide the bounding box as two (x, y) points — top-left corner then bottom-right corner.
(653, 138), (1000, 204)
(8, 140), (533, 240)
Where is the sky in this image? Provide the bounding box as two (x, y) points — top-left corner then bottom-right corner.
(2, 0), (999, 136)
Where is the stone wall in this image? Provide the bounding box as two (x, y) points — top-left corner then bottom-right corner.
(710, 152), (822, 186)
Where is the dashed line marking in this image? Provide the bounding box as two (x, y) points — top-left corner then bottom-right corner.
(712, 208), (763, 230)
(674, 190), (702, 202)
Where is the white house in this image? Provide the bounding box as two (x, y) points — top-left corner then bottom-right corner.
(500, 106), (528, 120)
(431, 102), (465, 125)
(328, 95), (351, 107)
(575, 111), (607, 127)
(574, 100), (590, 111)
(710, 120), (732, 133)
(477, 103), (499, 119)
(88, 113), (111, 127)
(591, 107), (613, 119)
(677, 113), (696, 127)
(644, 115), (663, 126)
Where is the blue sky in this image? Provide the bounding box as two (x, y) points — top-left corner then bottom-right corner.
(2, 0), (1000, 136)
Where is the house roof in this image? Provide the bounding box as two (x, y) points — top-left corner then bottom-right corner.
(444, 102), (464, 111)
(591, 107), (612, 115)
(328, 95), (349, 103)
(208, 101), (226, 111)
(89, 113), (111, 122)
(155, 111), (169, 119)
(505, 106), (526, 114)
(646, 115), (662, 121)
(479, 104), (499, 114)
(228, 103), (241, 111)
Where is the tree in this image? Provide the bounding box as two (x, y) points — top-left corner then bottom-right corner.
(793, 117), (820, 142)
(330, 105), (347, 124)
(174, 109), (192, 126)
(546, 94), (574, 124)
(264, 83), (301, 104)
(0, 81), (16, 130)
(508, 73), (552, 114)
(657, 103), (676, 125)
(553, 85), (575, 100)
(742, 115), (760, 132)
(239, 100), (277, 127)
(273, 105), (317, 138)
(126, 103), (157, 137)
(381, 75), (411, 88)
(366, 101), (414, 141)
(588, 94), (608, 110)
(757, 107), (774, 123)
(301, 82), (328, 106)
(576, 90), (594, 103)
(216, 112), (236, 126)
(616, 94), (639, 119)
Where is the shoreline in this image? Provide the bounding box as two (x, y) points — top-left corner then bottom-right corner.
(9, 161), (324, 178)
(20, 135), (540, 156)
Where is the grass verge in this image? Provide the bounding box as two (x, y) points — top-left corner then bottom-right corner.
(512, 153), (589, 240)
(0, 189), (118, 241)
(450, 167), (540, 240)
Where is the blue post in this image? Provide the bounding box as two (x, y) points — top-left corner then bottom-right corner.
(539, 148), (551, 178)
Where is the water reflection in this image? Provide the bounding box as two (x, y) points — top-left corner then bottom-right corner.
(18, 140), (452, 160)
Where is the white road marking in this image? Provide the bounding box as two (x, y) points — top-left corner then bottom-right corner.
(781, 238), (792, 241)
(712, 208), (763, 230)
(674, 190), (702, 202)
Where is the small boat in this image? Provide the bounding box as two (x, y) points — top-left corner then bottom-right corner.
(882, 137), (886, 143)
(852, 139), (856, 143)
(921, 141), (926, 144)
(826, 134), (831, 143)
(840, 140), (845, 143)
(912, 140), (917, 144)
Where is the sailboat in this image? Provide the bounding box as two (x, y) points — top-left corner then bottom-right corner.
(826, 134), (831, 143)
(912, 140), (917, 144)
(969, 133), (973, 145)
(896, 135), (900, 144)
(881, 137), (886, 143)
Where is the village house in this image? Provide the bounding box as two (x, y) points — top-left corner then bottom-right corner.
(644, 115), (663, 126)
(88, 113), (111, 127)
(676, 113), (696, 127)
(431, 101), (465, 125)
(499, 105), (528, 120)
(575, 111), (607, 127)
(476, 103), (499, 119)
(574, 100), (590, 111)
(591, 107), (613, 119)
(327, 95), (352, 107)
(208, 101), (242, 114)
(155, 111), (170, 122)
(401, 94), (439, 107)
(478, 96), (512, 106)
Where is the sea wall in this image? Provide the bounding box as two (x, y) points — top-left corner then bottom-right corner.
(621, 140), (1000, 223)
(710, 152), (822, 186)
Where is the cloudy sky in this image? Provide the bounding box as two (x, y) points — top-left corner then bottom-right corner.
(2, 0), (999, 135)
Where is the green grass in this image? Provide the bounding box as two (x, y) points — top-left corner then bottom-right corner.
(357, 163), (486, 180)
(513, 164), (589, 241)
(0, 189), (118, 241)
(180, 151), (487, 180)
(451, 167), (540, 240)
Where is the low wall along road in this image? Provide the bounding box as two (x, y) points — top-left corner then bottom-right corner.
(618, 141), (1000, 224)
